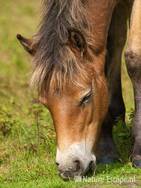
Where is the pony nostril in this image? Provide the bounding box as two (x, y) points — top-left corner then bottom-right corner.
(56, 162), (59, 166)
(74, 160), (81, 171)
(89, 160), (95, 170)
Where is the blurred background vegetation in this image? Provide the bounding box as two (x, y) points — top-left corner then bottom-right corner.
(0, 0), (140, 188)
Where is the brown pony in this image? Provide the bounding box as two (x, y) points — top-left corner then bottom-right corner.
(17, 0), (141, 180)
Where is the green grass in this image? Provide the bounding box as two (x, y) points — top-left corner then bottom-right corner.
(0, 0), (141, 187)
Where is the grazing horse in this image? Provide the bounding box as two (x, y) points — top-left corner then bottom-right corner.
(17, 0), (141, 180)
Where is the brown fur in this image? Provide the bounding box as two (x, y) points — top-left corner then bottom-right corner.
(31, 0), (117, 151)
(31, 0), (116, 96)
(19, 0), (141, 179)
(125, 0), (141, 167)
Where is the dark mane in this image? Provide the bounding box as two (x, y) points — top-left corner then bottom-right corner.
(31, 0), (93, 94)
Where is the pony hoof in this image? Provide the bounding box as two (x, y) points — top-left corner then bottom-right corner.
(132, 159), (141, 168)
(97, 156), (119, 164)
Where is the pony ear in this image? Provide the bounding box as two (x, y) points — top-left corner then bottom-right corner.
(68, 29), (87, 55)
(16, 34), (37, 55)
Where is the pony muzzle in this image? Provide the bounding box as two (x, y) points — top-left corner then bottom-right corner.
(56, 142), (96, 180)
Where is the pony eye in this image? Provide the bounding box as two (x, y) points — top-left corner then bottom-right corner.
(80, 92), (92, 106)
